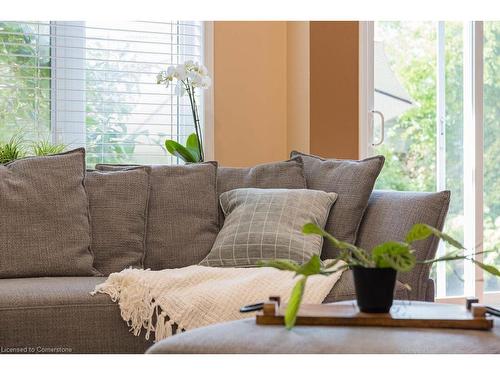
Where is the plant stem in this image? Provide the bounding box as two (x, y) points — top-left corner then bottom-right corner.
(184, 80), (204, 161)
(418, 249), (496, 264)
(192, 88), (204, 157)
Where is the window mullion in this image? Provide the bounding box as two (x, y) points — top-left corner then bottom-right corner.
(435, 21), (447, 298)
(463, 21), (484, 300)
(473, 21), (484, 301)
(50, 21), (86, 148)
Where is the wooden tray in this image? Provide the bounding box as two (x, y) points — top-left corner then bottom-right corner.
(256, 298), (494, 331)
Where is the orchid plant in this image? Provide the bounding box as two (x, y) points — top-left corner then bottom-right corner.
(157, 61), (211, 163)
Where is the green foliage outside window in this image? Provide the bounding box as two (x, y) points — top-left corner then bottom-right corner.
(375, 22), (499, 293)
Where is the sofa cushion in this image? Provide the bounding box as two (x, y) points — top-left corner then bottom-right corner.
(85, 167), (151, 275)
(0, 148), (98, 278)
(355, 190), (450, 300)
(96, 162), (219, 269)
(290, 151), (384, 260)
(200, 188), (337, 267)
(0, 277), (152, 353)
(217, 158), (307, 226)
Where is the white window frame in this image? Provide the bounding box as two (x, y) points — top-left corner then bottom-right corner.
(202, 21), (215, 161)
(358, 21), (499, 304)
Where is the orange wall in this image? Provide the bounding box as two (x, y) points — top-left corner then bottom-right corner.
(213, 22), (287, 167)
(310, 21), (359, 159)
(213, 21), (359, 166)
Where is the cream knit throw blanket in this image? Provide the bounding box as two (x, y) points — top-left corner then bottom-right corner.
(91, 263), (344, 342)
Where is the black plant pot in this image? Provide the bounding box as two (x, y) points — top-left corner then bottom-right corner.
(352, 266), (397, 313)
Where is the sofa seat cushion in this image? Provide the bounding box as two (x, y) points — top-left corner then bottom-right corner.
(0, 277), (152, 353)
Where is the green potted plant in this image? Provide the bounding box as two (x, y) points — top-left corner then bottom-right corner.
(0, 135), (24, 164)
(259, 223), (500, 329)
(0, 135), (67, 164)
(157, 61), (211, 163)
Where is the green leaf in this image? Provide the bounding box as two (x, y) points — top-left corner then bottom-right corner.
(31, 140), (66, 156)
(405, 223), (433, 243)
(164, 139), (198, 163)
(185, 133), (201, 161)
(257, 259), (300, 273)
(297, 254), (322, 276)
(406, 223), (465, 250)
(472, 260), (500, 277)
(302, 223), (373, 267)
(432, 230), (466, 250)
(320, 263), (350, 276)
(372, 241), (416, 272)
(285, 277), (306, 330)
(302, 222), (326, 236)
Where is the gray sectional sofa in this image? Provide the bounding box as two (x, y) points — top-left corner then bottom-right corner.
(0, 149), (450, 353)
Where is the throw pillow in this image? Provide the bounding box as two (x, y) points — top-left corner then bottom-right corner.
(200, 188), (338, 267)
(85, 167), (151, 275)
(217, 158), (307, 226)
(290, 151), (384, 260)
(0, 148), (98, 278)
(96, 162), (219, 269)
(356, 190), (450, 300)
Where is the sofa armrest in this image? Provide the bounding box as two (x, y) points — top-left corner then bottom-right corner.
(424, 278), (435, 302)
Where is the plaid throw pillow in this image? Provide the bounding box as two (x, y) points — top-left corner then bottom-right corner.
(200, 188), (337, 267)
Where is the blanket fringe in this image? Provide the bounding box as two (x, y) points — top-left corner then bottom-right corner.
(154, 311), (174, 341)
(92, 269), (176, 342)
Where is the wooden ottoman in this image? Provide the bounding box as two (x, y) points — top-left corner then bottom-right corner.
(146, 301), (500, 354)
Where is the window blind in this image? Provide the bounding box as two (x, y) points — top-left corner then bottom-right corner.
(0, 21), (204, 166)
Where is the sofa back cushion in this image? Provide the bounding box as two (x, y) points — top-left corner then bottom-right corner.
(96, 162), (219, 269)
(217, 158), (307, 226)
(291, 151), (384, 260)
(0, 148), (98, 278)
(355, 190), (450, 300)
(85, 167), (151, 275)
(200, 188), (337, 267)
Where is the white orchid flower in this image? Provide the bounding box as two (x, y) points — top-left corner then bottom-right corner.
(158, 61), (210, 95)
(166, 65), (176, 76)
(156, 72), (164, 84)
(198, 65), (208, 76)
(175, 65), (187, 80)
(175, 81), (186, 96)
(202, 76), (211, 88)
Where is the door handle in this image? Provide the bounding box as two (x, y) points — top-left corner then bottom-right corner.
(371, 110), (385, 146)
